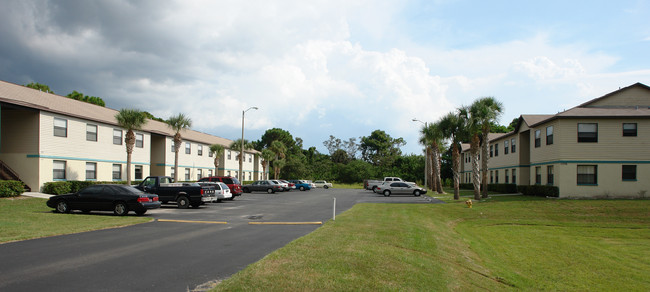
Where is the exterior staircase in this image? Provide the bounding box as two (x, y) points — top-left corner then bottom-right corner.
(0, 160), (31, 192)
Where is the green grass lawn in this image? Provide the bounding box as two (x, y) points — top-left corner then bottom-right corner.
(0, 197), (152, 243)
(214, 195), (650, 291)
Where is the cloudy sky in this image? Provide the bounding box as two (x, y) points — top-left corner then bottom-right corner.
(1, 0), (649, 155)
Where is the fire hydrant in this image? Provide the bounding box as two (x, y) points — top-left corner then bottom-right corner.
(465, 199), (473, 208)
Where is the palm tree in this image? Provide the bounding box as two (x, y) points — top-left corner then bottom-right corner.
(115, 109), (147, 185)
(269, 140), (287, 179)
(166, 113), (192, 181)
(260, 149), (274, 180)
(470, 97), (504, 198)
(420, 122), (445, 194)
(229, 138), (254, 180)
(209, 144), (225, 175)
(439, 110), (469, 200)
(460, 106), (482, 200)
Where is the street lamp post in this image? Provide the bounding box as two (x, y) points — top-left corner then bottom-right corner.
(412, 118), (428, 190)
(240, 106), (258, 181)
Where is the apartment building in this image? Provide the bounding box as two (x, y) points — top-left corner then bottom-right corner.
(461, 82), (650, 198)
(0, 80), (266, 191)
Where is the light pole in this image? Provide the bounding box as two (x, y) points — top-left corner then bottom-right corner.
(412, 118), (428, 190)
(240, 106), (258, 181)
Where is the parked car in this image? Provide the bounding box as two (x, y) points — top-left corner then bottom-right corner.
(313, 180), (333, 189)
(303, 180), (316, 189)
(242, 180), (284, 193)
(46, 184), (161, 216)
(374, 182), (426, 197)
(136, 176), (215, 208)
(272, 180), (289, 191)
(198, 182), (232, 202)
(280, 179), (296, 190)
(289, 180), (312, 191)
(364, 177), (416, 192)
(198, 176), (243, 197)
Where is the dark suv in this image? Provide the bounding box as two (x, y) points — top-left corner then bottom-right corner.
(198, 176), (243, 198)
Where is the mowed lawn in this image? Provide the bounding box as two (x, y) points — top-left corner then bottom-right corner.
(0, 197), (151, 243)
(214, 195), (650, 291)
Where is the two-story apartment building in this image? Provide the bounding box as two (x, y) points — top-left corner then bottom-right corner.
(0, 80), (266, 191)
(461, 82), (650, 198)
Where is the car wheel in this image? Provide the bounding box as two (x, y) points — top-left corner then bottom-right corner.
(383, 190), (391, 197)
(113, 202), (129, 216)
(372, 186), (377, 193)
(324, 185), (329, 189)
(267, 188), (274, 194)
(300, 186), (305, 191)
(56, 200), (70, 213)
(135, 210), (147, 216)
(177, 196), (190, 209)
(414, 190), (421, 196)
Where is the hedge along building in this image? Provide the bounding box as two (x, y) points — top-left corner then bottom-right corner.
(460, 82), (650, 198)
(0, 80), (265, 192)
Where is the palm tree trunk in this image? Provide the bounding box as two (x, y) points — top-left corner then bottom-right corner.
(471, 134), (481, 200)
(481, 129), (490, 198)
(125, 130), (135, 185)
(436, 151), (443, 193)
(431, 142), (443, 194)
(452, 142), (460, 200)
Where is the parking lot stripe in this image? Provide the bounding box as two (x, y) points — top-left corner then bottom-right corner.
(248, 222), (322, 225)
(157, 219), (228, 224)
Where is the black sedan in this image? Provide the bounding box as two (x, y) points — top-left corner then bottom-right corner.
(46, 184), (161, 216)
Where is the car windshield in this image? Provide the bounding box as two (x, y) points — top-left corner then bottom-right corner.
(112, 185), (145, 195)
(228, 178), (240, 184)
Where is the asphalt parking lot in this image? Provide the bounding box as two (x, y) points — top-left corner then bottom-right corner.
(0, 188), (442, 292)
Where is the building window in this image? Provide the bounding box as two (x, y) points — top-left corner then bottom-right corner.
(495, 170), (499, 183)
(54, 118), (67, 137)
(197, 169), (202, 180)
(535, 167), (541, 185)
(135, 165), (143, 180)
(112, 164), (122, 180)
(171, 142), (175, 152)
(512, 169), (516, 184)
(185, 142), (191, 154)
(505, 169), (509, 183)
(198, 145), (203, 156)
(546, 126), (554, 145)
(489, 145), (493, 157)
(577, 165), (597, 185)
(248, 172), (252, 180)
(113, 129), (123, 145)
(136, 133), (144, 148)
(86, 124), (97, 141)
(494, 143), (499, 156)
(547, 166), (554, 185)
(490, 171), (493, 183)
(622, 165), (637, 181)
(504, 140), (509, 154)
(235, 151), (239, 161)
(227, 170), (231, 177)
(249, 154), (252, 163)
(86, 162), (97, 180)
(578, 123), (598, 143)
(53, 160), (66, 180)
(170, 167), (175, 179)
(209, 150), (213, 157)
(185, 168), (191, 180)
(511, 138), (516, 153)
(623, 123), (637, 137)
(228, 151), (232, 160)
(208, 169), (213, 177)
(534, 130), (541, 147)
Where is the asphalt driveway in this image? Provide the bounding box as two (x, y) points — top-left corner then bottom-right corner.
(0, 188), (442, 292)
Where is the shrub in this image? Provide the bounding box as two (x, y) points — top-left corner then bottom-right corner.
(42, 181), (72, 195)
(459, 183), (473, 190)
(488, 184), (518, 193)
(0, 180), (26, 197)
(518, 185), (559, 197)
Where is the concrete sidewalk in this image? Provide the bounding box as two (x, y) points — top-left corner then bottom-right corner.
(21, 192), (52, 199)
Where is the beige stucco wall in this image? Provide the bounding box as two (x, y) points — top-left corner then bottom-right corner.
(0, 109), (40, 189)
(587, 86), (650, 107)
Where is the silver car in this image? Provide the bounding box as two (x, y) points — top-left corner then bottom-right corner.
(374, 182), (426, 197)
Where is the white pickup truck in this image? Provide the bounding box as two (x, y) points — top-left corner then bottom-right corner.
(364, 177), (415, 192)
